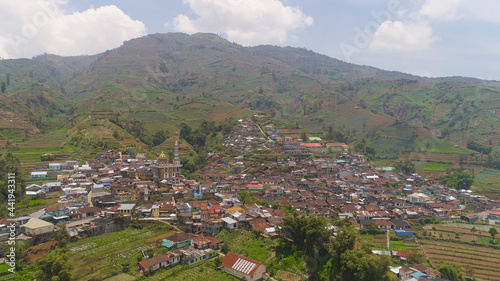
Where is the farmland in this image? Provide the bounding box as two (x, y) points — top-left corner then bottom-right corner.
(419, 239), (500, 281)
(67, 222), (175, 281)
(422, 224), (500, 247)
(138, 263), (238, 281)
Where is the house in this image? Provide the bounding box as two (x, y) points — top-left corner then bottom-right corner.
(21, 218), (55, 236)
(326, 142), (349, 152)
(31, 171), (47, 178)
(176, 246), (217, 265)
(221, 252), (268, 281)
(191, 235), (224, 250)
(209, 205), (224, 218)
(400, 264), (440, 280)
(375, 220), (392, 230)
(283, 141), (301, 155)
(137, 254), (172, 273)
(87, 217), (115, 236)
(461, 214), (479, 223)
(202, 219), (223, 237)
(162, 232), (197, 249)
(245, 203), (261, 215)
(49, 163), (62, 170)
(26, 190), (46, 200)
(221, 217), (239, 230)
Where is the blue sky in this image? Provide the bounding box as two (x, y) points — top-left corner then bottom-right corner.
(0, 0), (499, 80)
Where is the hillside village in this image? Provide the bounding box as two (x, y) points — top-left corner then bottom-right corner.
(2, 117), (500, 280)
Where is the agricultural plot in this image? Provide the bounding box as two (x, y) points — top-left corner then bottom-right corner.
(419, 239), (500, 281)
(372, 234), (387, 249)
(68, 224), (173, 281)
(143, 263), (238, 281)
(424, 224), (500, 237)
(402, 239), (420, 252)
(422, 225), (500, 246)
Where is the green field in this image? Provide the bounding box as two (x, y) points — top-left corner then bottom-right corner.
(140, 263), (238, 281)
(422, 161), (453, 172)
(67, 222), (175, 280)
(475, 168), (500, 180)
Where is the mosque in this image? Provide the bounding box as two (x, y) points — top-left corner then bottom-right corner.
(152, 141), (183, 185)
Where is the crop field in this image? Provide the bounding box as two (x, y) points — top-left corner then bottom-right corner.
(419, 239), (500, 281)
(372, 234), (387, 249)
(68, 223), (174, 281)
(473, 168), (500, 199)
(424, 224), (500, 238)
(421, 161), (453, 172)
(474, 168), (500, 180)
(142, 263), (238, 281)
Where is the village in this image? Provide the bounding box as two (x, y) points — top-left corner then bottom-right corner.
(2, 116), (500, 280)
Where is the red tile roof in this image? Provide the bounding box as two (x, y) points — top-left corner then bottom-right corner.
(300, 143), (322, 147)
(137, 254), (170, 269)
(221, 252), (262, 276)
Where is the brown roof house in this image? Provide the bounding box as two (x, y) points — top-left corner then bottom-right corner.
(221, 252), (269, 281)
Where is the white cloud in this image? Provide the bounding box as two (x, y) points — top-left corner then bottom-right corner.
(419, 0), (500, 24)
(0, 0), (146, 58)
(419, 0), (463, 21)
(369, 20), (435, 52)
(171, 0), (313, 46)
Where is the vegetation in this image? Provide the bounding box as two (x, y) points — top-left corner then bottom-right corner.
(437, 263), (465, 281)
(36, 249), (72, 281)
(394, 160), (416, 175)
(439, 169), (475, 190)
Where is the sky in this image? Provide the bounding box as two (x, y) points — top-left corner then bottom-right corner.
(0, 0), (499, 80)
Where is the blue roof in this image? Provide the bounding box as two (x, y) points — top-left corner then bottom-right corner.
(410, 272), (427, 278)
(162, 239), (174, 248)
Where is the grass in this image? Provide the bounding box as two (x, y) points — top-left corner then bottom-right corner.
(422, 161), (453, 172)
(216, 229), (277, 264)
(104, 273), (137, 281)
(67, 222), (175, 280)
(474, 168), (500, 180)
(142, 263), (238, 281)
(389, 240), (406, 251)
(16, 197), (60, 217)
(0, 264), (10, 274)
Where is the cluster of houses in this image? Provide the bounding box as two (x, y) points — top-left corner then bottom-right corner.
(3, 117), (500, 280)
(9, 118), (500, 245)
(138, 230), (269, 280)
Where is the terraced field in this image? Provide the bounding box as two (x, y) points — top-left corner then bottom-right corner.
(373, 234), (387, 249)
(419, 239), (500, 281)
(68, 223), (175, 281)
(143, 263), (238, 281)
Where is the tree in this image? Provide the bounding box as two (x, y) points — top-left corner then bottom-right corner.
(340, 250), (392, 281)
(151, 130), (168, 146)
(300, 132), (307, 141)
(440, 170), (474, 190)
(407, 250), (425, 265)
(470, 227), (477, 234)
(489, 227), (498, 241)
(36, 249), (72, 281)
(51, 225), (70, 248)
(438, 262), (465, 281)
(394, 160), (416, 175)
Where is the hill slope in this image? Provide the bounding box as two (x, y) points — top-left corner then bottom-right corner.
(2, 32), (500, 166)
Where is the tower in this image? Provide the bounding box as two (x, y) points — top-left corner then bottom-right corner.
(152, 142), (183, 186)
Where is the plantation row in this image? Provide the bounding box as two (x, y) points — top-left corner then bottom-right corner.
(419, 239), (500, 281)
(424, 224), (498, 236)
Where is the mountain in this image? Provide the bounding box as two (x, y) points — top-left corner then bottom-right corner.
(2, 32), (500, 169)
